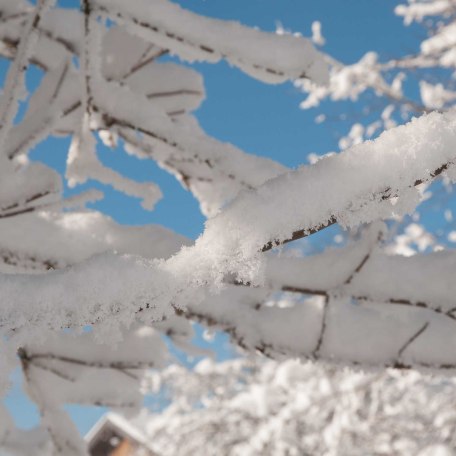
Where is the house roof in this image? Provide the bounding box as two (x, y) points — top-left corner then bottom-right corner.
(85, 412), (155, 454)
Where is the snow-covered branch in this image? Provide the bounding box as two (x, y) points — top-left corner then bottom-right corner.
(92, 0), (329, 85)
(179, 231), (456, 370)
(170, 111), (456, 287)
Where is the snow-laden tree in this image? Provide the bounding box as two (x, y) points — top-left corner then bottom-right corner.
(1, 0), (456, 454)
(139, 357), (456, 456)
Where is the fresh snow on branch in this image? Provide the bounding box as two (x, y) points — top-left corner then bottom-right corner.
(93, 0), (329, 85)
(170, 112), (456, 285)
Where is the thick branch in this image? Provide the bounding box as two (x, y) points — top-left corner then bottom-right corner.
(261, 138), (455, 252)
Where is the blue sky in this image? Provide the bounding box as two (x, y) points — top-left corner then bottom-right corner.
(4, 0), (435, 437)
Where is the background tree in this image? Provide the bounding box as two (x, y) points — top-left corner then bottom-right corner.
(1, 0), (456, 454)
(140, 357), (456, 455)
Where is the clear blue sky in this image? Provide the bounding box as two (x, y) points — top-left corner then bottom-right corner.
(4, 0), (432, 437)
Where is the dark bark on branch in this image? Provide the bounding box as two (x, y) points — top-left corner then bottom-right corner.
(262, 160), (454, 251)
(94, 4), (312, 81)
(177, 305), (456, 370)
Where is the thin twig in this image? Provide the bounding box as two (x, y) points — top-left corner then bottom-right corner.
(396, 321), (430, 360)
(312, 295), (329, 358)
